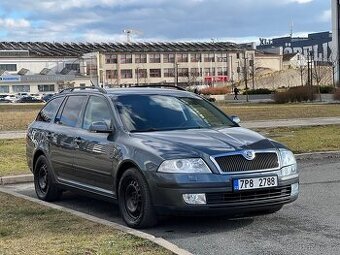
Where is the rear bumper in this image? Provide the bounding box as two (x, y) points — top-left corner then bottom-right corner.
(147, 172), (299, 215)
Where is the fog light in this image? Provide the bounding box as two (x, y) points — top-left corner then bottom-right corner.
(291, 183), (299, 196)
(182, 193), (206, 205)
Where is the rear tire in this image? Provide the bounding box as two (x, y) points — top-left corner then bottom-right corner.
(34, 155), (62, 202)
(118, 168), (157, 228)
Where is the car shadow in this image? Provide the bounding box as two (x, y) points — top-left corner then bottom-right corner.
(56, 191), (256, 237)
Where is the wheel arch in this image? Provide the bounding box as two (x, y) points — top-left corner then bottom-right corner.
(115, 160), (144, 196)
(32, 150), (46, 173)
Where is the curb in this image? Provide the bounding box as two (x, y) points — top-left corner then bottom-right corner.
(295, 151), (340, 160)
(0, 187), (193, 255)
(0, 174), (33, 185)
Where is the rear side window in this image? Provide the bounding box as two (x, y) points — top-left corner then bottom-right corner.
(83, 96), (112, 130)
(36, 97), (63, 123)
(59, 95), (87, 127)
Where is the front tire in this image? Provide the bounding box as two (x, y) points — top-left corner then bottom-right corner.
(34, 155), (62, 202)
(118, 168), (157, 228)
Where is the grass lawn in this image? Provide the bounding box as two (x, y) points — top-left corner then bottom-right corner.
(256, 125), (340, 153)
(0, 104), (42, 131)
(0, 192), (172, 255)
(217, 103), (340, 121)
(1, 103), (340, 131)
(0, 139), (30, 177)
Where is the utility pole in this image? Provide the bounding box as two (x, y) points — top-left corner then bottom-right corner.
(251, 55), (255, 90)
(243, 51), (249, 102)
(136, 67), (139, 86)
(175, 62), (179, 86)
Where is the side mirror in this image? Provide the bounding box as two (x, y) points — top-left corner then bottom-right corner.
(89, 121), (112, 133)
(231, 115), (241, 124)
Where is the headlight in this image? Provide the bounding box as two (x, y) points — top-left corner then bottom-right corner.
(280, 149), (298, 178)
(280, 149), (296, 167)
(158, 158), (212, 174)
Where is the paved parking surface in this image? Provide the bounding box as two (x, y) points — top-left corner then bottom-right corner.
(4, 157), (340, 255)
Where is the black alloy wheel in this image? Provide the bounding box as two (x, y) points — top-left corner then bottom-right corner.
(118, 168), (157, 228)
(34, 155), (61, 201)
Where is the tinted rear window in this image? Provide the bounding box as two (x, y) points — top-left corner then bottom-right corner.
(36, 97), (63, 123)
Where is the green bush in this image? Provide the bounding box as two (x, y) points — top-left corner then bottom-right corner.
(274, 86), (317, 104)
(243, 88), (274, 95)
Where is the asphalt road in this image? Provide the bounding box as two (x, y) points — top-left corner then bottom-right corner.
(4, 157), (340, 255)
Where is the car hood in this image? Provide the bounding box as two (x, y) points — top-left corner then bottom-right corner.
(132, 127), (281, 159)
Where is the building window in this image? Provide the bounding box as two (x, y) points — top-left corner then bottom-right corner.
(178, 68), (189, 77)
(0, 64), (17, 71)
(12, 85), (30, 92)
(190, 68), (201, 76)
(120, 54), (132, 64)
(106, 70), (118, 79)
(190, 54), (201, 62)
(149, 53), (161, 63)
(0, 85), (9, 93)
(204, 68), (215, 76)
(164, 68), (175, 77)
(135, 69), (147, 78)
(163, 53), (175, 63)
(38, 84), (55, 92)
(65, 63), (80, 71)
(177, 53), (188, 62)
(203, 53), (215, 62)
(150, 69), (161, 78)
(135, 54), (147, 64)
(216, 53), (227, 62)
(121, 69), (133, 79)
(106, 54), (118, 64)
(217, 67), (228, 76)
(236, 53), (240, 59)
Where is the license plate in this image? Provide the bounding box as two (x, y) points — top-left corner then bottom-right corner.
(233, 176), (278, 191)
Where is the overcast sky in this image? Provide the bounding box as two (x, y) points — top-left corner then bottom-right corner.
(0, 0), (332, 44)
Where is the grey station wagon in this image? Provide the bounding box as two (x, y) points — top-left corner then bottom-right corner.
(26, 86), (299, 228)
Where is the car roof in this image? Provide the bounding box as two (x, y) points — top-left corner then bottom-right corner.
(58, 87), (199, 99)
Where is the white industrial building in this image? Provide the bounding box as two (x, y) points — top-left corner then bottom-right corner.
(0, 41), (255, 94)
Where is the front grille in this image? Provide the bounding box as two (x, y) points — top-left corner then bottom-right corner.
(214, 152), (279, 172)
(206, 185), (291, 205)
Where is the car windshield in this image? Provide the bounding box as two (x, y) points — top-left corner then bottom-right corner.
(113, 94), (236, 132)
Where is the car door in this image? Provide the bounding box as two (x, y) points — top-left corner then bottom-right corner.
(49, 95), (87, 183)
(73, 95), (117, 193)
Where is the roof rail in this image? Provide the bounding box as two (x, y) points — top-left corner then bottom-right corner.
(59, 86), (107, 94)
(132, 85), (186, 91)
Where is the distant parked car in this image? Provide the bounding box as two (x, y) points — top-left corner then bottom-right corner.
(5, 95), (17, 102)
(0, 98), (12, 103)
(42, 94), (55, 102)
(16, 96), (44, 103)
(30, 93), (43, 100)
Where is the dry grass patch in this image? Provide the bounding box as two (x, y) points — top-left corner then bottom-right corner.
(0, 104), (42, 131)
(0, 192), (172, 255)
(217, 103), (340, 121)
(0, 139), (30, 176)
(256, 125), (340, 153)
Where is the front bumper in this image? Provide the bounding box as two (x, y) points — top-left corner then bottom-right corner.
(147, 171), (299, 215)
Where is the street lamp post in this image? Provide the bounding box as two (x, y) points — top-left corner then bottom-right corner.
(136, 67), (139, 86)
(175, 62), (179, 86)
